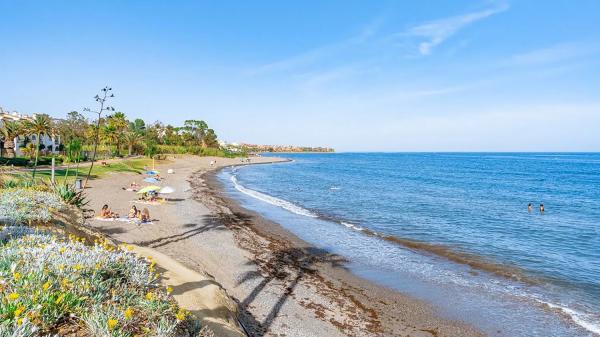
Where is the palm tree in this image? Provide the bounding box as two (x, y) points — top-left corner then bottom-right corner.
(107, 112), (128, 154)
(101, 124), (119, 155)
(0, 120), (22, 158)
(64, 138), (83, 183)
(23, 114), (52, 181)
(124, 131), (143, 156)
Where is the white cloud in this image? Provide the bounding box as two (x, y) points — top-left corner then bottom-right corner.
(405, 2), (509, 55)
(248, 16), (385, 75)
(509, 42), (598, 65)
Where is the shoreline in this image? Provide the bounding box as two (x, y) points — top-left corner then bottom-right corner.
(200, 162), (483, 337)
(83, 155), (483, 337)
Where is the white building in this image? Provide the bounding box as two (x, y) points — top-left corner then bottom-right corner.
(0, 107), (61, 156)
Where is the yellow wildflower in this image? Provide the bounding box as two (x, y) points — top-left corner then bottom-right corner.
(59, 247), (66, 254)
(127, 245), (134, 251)
(43, 281), (51, 291)
(13, 272), (21, 281)
(74, 264), (82, 271)
(7, 293), (19, 301)
(95, 263), (101, 270)
(124, 307), (134, 320)
(145, 292), (154, 301)
(14, 305), (25, 317)
(166, 286), (173, 294)
(55, 293), (65, 304)
(175, 309), (186, 321)
(107, 318), (118, 330)
(17, 318), (23, 326)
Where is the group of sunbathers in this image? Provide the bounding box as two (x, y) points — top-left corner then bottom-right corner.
(98, 204), (151, 224)
(128, 205), (151, 222)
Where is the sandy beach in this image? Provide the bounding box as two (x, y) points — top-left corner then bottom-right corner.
(83, 155), (483, 337)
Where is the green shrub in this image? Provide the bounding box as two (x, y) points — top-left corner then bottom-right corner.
(0, 228), (200, 336)
(52, 184), (89, 208)
(0, 189), (65, 225)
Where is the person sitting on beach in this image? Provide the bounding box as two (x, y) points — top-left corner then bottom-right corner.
(128, 205), (138, 219)
(141, 208), (150, 223)
(99, 204), (118, 218)
(540, 203), (545, 214)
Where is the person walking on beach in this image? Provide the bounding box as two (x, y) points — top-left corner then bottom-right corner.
(539, 203), (545, 214)
(528, 203), (533, 213)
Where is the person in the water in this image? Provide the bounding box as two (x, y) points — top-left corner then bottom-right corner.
(539, 203), (545, 213)
(528, 203), (533, 213)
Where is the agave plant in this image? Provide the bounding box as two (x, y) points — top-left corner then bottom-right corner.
(53, 183), (89, 208)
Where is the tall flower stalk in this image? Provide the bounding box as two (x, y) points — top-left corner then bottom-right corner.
(83, 87), (115, 189)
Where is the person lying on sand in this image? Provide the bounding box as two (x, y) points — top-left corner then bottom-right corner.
(128, 205), (138, 219)
(99, 204), (118, 218)
(123, 182), (139, 192)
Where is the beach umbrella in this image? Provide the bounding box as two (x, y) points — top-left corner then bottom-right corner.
(137, 185), (161, 194)
(159, 186), (175, 194)
(143, 177), (159, 183)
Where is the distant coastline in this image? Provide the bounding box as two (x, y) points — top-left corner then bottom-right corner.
(235, 143), (334, 153)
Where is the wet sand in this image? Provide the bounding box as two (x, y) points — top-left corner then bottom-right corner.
(84, 155), (483, 337)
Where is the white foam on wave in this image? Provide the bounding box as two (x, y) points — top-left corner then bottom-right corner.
(340, 221), (365, 231)
(537, 299), (600, 335)
(230, 174), (318, 218)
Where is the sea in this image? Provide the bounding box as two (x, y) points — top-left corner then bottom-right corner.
(217, 153), (600, 337)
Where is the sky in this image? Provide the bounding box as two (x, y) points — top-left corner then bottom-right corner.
(1, 0), (599, 151)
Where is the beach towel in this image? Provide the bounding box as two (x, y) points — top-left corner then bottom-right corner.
(130, 200), (163, 206)
(93, 217), (133, 223)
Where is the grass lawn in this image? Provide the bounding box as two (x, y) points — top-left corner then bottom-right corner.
(2, 158), (154, 185)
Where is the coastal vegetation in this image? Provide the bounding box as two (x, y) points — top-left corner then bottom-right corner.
(0, 87), (237, 177)
(0, 187), (206, 336)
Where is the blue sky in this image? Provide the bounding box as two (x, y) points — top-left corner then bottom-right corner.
(1, 0), (599, 151)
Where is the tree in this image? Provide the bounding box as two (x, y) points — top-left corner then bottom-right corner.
(129, 118), (146, 135)
(101, 124), (119, 154)
(182, 120), (208, 147)
(106, 112), (128, 154)
(55, 111), (88, 147)
(83, 86), (115, 189)
(0, 120), (22, 158)
(123, 131), (142, 156)
(203, 128), (219, 148)
(64, 139), (83, 183)
(23, 114), (53, 181)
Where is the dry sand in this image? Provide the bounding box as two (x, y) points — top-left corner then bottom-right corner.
(84, 155), (484, 337)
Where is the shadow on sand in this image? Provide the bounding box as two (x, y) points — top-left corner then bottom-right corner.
(135, 215), (226, 248)
(237, 246), (346, 336)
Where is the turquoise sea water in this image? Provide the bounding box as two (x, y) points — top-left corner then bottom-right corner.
(217, 153), (600, 337)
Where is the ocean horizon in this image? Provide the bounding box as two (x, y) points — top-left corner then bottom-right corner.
(218, 152), (600, 337)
